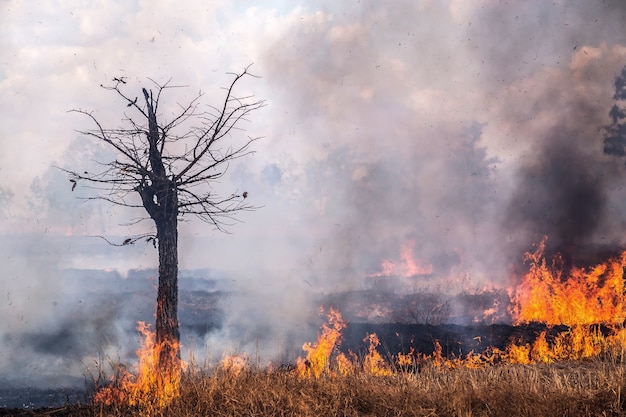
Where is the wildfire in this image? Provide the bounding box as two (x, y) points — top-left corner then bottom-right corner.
(297, 307), (347, 378)
(92, 321), (182, 408)
(91, 236), (626, 408)
(501, 325), (626, 364)
(367, 236), (626, 367)
(512, 237), (626, 326)
(505, 237), (626, 363)
(362, 333), (392, 376)
(370, 240), (433, 277)
(220, 354), (248, 377)
(296, 309), (394, 377)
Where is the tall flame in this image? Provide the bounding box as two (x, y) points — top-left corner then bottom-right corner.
(297, 309), (398, 377)
(512, 237), (626, 326)
(91, 236), (626, 407)
(504, 237), (626, 364)
(92, 321), (181, 408)
(297, 307), (347, 378)
(362, 333), (392, 376)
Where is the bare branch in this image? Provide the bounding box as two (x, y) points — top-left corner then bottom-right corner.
(90, 233), (156, 247)
(64, 67), (263, 233)
(67, 71), (262, 373)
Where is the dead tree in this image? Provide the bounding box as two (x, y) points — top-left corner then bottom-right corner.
(64, 67), (264, 377)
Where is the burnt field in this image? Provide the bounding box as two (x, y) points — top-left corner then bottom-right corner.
(340, 322), (577, 358)
(0, 269), (619, 410)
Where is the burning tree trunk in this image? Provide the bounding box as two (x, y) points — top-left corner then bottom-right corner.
(138, 87), (181, 372)
(65, 68), (264, 391)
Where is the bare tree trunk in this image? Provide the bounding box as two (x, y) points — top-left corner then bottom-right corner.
(69, 72), (263, 390)
(155, 211), (180, 373)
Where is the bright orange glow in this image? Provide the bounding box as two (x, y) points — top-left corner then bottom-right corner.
(363, 333), (392, 376)
(297, 308), (347, 378)
(499, 237), (626, 364)
(336, 351), (357, 376)
(296, 309), (395, 377)
(370, 240), (433, 277)
(503, 325), (613, 364)
(92, 234), (626, 402)
(395, 347), (415, 369)
(295, 238), (626, 372)
(92, 322), (181, 408)
(221, 354), (248, 376)
(506, 343), (532, 365)
(511, 237), (626, 326)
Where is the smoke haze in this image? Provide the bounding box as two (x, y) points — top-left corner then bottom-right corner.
(1, 0), (626, 404)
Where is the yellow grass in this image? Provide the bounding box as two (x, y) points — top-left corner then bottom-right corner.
(20, 354), (626, 417)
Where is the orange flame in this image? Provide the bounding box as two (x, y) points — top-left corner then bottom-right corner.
(92, 321), (181, 408)
(220, 354), (248, 377)
(91, 235), (626, 404)
(297, 308), (347, 378)
(296, 309), (398, 377)
(503, 237), (626, 364)
(294, 237), (626, 373)
(395, 347), (416, 369)
(336, 351), (358, 376)
(370, 240), (433, 277)
(512, 237), (626, 326)
(363, 333), (392, 376)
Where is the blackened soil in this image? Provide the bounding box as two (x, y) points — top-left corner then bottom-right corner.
(339, 322), (612, 358)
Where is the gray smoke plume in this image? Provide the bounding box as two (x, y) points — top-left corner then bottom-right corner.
(261, 0), (626, 288)
(498, 60), (626, 267)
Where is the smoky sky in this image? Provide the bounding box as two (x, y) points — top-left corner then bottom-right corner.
(262, 0), (626, 286)
(499, 54), (626, 264)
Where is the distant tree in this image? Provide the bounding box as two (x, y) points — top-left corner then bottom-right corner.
(64, 67), (264, 381)
(0, 187), (12, 218)
(603, 65), (626, 158)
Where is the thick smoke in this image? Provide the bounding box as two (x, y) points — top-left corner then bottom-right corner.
(504, 127), (620, 267)
(261, 0), (626, 288)
(262, 3), (504, 290)
(498, 58), (626, 267)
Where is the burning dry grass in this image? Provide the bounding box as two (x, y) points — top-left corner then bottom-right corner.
(18, 357), (626, 417)
(171, 362), (626, 417)
(32, 313), (626, 416)
(90, 322), (181, 409)
(513, 238), (626, 327)
(15, 241), (626, 416)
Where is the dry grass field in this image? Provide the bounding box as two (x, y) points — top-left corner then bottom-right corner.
(7, 246), (626, 416)
(3, 353), (625, 417)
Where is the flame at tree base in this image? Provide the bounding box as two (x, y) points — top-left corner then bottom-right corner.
(90, 236), (626, 409)
(92, 321), (182, 408)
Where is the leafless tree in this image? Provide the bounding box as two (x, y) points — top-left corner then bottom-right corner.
(63, 67), (265, 379)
